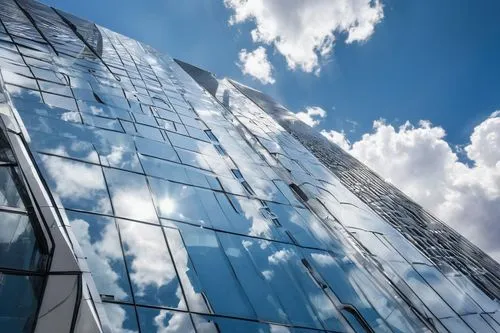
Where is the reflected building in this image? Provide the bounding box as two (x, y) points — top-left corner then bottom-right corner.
(0, 0), (499, 332)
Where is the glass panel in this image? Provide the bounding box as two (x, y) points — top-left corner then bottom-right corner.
(78, 100), (132, 121)
(102, 302), (139, 333)
(137, 307), (195, 333)
(163, 228), (209, 313)
(216, 232), (290, 324)
(118, 219), (186, 309)
(93, 130), (142, 173)
(0, 167), (24, 209)
(38, 154), (112, 214)
(42, 92), (78, 111)
(139, 155), (189, 183)
(136, 123), (164, 141)
(413, 264), (481, 315)
(135, 137), (179, 162)
(440, 317), (474, 333)
(462, 314), (496, 333)
(104, 168), (157, 223)
(82, 113), (124, 132)
(213, 193), (286, 241)
(66, 210), (132, 301)
(0, 212), (42, 271)
(28, 130), (99, 164)
(192, 314), (283, 333)
(177, 149), (211, 171)
(148, 177), (209, 226)
(175, 223), (256, 319)
(268, 202), (330, 249)
(0, 274), (43, 333)
(390, 262), (455, 318)
(217, 234), (328, 329)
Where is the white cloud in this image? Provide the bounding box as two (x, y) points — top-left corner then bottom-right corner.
(321, 129), (351, 150)
(225, 0), (384, 73)
(118, 220), (184, 307)
(268, 248), (294, 264)
(310, 252), (336, 267)
(335, 113), (500, 261)
(238, 47), (275, 84)
(296, 106), (327, 127)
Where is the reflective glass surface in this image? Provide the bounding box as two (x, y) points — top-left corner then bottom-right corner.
(1, 0), (498, 331)
(0, 274), (44, 333)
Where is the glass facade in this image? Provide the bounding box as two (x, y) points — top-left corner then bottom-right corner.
(0, 0), (498, 332)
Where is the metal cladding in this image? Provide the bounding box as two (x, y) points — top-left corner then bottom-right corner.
(0, 0), (498, 332)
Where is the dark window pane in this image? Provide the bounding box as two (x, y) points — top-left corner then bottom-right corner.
(0, 273), (43, 333)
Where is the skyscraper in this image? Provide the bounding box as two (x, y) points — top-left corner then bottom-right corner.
(0, 1), (498, 332)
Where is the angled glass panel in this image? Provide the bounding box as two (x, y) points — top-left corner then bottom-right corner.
(213, 193), (287, 241)
(103, 168), (157, 223)
(93, 130), (142, 173)
(0, 167), (25, 209)
(12, 97), (82, 124)
(117, 220), (186, 309)
(267, 202), (332, 250)
(177, 149), (211, 171)
(149, 177), (210, 226)
(447, 274), (500, 313)
(163, 227), (210, 313)
(28, 130), (99, 164)
(192, 314), (296, 333)
(133, 113), (157, 127)
(1, 69), (37, 90)
(462, 314), (496, 333)
(390, 261), (455, 319)
(216, 232), (290, 324)
(413, 264), (481, 315)
(440, 317), (474, 333)
(218, 235), (325, 330)
(174, 223), (256, 319)
(102, 302), (139, 333)
(137, 307), (195, 333)
(66, 210), (132, 302)
(82, 113), (123, 132)
(5, 85), (42, 103)
(135, 136), (179, 162)
(37, 154), (112, 214)
(39, 81), (72, 97)
(139, 155), (189, 183)
(136, 123), (164, 141)
(78, 100), (132, 121)
(42, 92), (78, 111)
(0, 212), (43, 271)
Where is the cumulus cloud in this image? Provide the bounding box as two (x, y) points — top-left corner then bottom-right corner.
(296, 106), (327, 127)
(225, 0), (384, 73)
(238, 47), (275, 84)
(268, 248), (293, 264)
(321, 129), (351, 150)
(332, 113), (500, 261)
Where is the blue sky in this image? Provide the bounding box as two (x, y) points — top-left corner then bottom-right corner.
(41, 0), (500, 260)
(42, 0), (500, 146)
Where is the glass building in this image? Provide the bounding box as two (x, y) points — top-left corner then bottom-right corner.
(0, 1), (498, 332)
